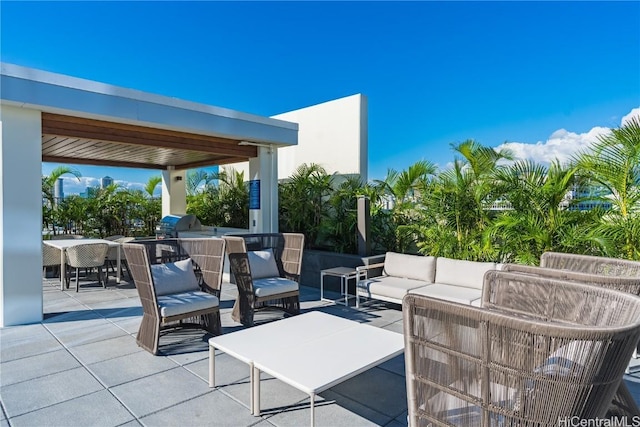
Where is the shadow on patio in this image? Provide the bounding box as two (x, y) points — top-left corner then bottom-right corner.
(0, 278), (408, 427)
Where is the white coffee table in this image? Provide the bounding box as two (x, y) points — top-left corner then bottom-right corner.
(209, 311), (404, 426)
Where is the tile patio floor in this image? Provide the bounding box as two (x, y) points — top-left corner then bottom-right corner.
(2, 275), (640, 426)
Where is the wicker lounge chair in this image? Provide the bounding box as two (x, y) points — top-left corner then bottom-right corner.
(403, 270), (640, 426)
(503, 258), (640, 417)
(223, 233), (304, 327)
(65, 243), (109, 291)
(123, 238), (224, 355)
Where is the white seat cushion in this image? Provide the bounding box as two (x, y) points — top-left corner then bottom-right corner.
(151, 258), (200, 296)
(435, 258), (496, 290)
(359, 276), (430, 302)
(248, 249), (280, 279)
(409, 283), (482, 305)
(253, 277), (299, 298)
(535, 340), (601, 377)
(383, 252), (436, 283)
(157, 291), (219, 318)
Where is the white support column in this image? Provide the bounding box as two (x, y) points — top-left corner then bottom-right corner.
(248, 146), (278, 233)
(0, 105), (44, 326)
(161, 168), (187, 218)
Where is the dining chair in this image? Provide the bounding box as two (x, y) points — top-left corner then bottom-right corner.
(42, 242), (61, 279)
(65, 243), (109, 292)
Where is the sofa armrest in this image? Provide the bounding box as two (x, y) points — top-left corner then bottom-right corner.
(357, 262), (385, 279)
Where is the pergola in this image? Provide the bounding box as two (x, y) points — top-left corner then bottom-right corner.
(0, 63), (298, 326)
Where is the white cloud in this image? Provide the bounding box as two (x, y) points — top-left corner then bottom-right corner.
(621, 108), (640, 126)
(495, 107), (639, 166)
(60, 176), (99, 195)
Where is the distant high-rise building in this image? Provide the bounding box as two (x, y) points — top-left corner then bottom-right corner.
(54, 178), (64, 203)
(101, 176), (114, 189)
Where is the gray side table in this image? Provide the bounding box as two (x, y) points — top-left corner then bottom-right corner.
(320, 266), (364, 306)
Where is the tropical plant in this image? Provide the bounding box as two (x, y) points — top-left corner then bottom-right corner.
(279, 164), (333, 248)
(186, 167), (249, 229)
(373, 160), (437, 252)
(487, 160), (602, 264)
(318, 175), (367, 253)
(187, 169), (215, 196)
(42, 166), (82, 235)
(575, 116), (640, 259)
(408, 141), (512, 260)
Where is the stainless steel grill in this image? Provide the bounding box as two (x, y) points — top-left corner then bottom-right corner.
(155, 214), (202, 239)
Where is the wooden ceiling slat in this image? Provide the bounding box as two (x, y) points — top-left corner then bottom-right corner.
(42, 113), (251, 147)
(43, 155), (165, 170)
(41, 113), (262, 169)
(42, 114), (257, 157)
(43, 137), (82, 153)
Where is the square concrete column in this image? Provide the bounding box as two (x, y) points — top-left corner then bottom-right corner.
(161, 168), (187, 218)
(0, 105), (44, 326)
(248, 146), (278, 233)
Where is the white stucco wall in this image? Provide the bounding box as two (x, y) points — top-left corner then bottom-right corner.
(227, 94), (368, 181)
(273, 94), (368, 181)
(0, 105), (44, 326)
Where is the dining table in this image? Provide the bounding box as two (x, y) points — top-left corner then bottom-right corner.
(43, 238), (122, 290)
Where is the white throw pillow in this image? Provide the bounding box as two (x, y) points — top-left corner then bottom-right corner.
(150, 258), (200, 296)
(383, 252), (436, 283)
(248, 249), (280, 279)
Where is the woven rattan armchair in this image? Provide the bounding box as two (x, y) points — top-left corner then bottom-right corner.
(223, 233), (304, 327)
(123, 238), (224, 355)
(503, 259), (640, 417)
(403, 270), (640, 426)
(65, 243), (109, 291)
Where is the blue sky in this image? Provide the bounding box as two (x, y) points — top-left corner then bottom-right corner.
(2, 1), (639, 194)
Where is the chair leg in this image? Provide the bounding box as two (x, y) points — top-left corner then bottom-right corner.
(75, 268), (80, 292)
(100, 265), (107, 288)
(232, 293), (255, 327)
(202, 310), (222, 336)
(136, 314), (161, 355)
(283, 295), (300, 315)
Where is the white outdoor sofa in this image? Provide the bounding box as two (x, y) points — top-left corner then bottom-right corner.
(356, 252), (501, 307)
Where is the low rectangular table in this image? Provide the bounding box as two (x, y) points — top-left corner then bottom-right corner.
(209, 311), (404, 426)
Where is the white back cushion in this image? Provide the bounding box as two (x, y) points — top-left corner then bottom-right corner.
(248, 248), (280, 279)
(383, 252), (436, 283)
(151, 258), (200, 296)
(435, 258), (496, 289)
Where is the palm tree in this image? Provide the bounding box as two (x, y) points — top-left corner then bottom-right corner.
(487, 160), (600, 264)
(42, 166), (82, 235)
(409, 141), (512, 260)
(318, 175), (368, 253)
(279, 163), (333, 248)
(186, 169), (214, 196)
(214, 167), (249, 228)
(575, 116), (640, 259)
(375, 160), (437, 204)
(144, 176), (162, 198)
